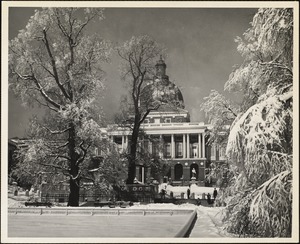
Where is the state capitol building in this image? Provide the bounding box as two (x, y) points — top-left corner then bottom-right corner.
(102, 57), (226, 186)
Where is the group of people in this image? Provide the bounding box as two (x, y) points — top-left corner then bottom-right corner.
(159, 184), (219, 205)
(188, 187), (218, 205)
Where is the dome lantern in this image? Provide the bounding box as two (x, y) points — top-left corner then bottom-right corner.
(155, 55), (167, 77)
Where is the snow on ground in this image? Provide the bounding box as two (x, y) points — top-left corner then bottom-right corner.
(198, 205), (226, 227)
(8, 195), (234, 237)
(8, 198), (25, 208)
(130, 203), (234, 237)
(130, 203), (196, 210)
(159, 183), (218, 199)
(190, 205), (235, 238)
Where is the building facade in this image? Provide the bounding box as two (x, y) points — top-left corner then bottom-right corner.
(103, 57), (226, 186)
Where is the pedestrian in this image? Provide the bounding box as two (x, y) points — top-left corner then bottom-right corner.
(160, 189), (166, 199)
(197, 198), (201, 206)
(213, 188), (218, 199)
(207, 193), (211, 204)
(187, 188), (190, 199)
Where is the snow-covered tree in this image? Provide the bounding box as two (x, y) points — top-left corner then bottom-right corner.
(202, 8), (293, 237)
(201, 90), (238, 146)
(9, 8), (111, 206)
(115, 35), (166, 184)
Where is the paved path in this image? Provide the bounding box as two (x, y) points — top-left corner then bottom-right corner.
(189, 207), (231, 238)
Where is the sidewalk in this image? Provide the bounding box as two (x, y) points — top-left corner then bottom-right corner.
(189, 207), (232, 238)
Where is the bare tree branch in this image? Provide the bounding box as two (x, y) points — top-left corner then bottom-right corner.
(42, 125), (71, 135)
(13, 70), (61, 109)
(42, 29), (71, 100)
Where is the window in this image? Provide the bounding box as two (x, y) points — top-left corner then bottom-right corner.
(176, 142), (183, 158)
(164, 143), (171, 158)
(211, 144), (216, 157)
(144, 119), (150, 124)
(219, 147), (226, 158)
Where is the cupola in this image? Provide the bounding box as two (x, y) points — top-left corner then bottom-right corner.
(155, 55), (167, 77)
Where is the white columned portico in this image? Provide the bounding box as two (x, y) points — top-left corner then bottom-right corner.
(171, 134), (175, 158)
(198, 133), (201, 159)
(183, 134), (186, 158)
(186, 134), (190, 158)
(202, 133), (206, 158)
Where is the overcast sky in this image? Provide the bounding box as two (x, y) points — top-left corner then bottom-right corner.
(8, 7), (257, 138)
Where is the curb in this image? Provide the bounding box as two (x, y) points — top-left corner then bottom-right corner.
(174, 209), (197, 237)
(8, 207), (194, 216)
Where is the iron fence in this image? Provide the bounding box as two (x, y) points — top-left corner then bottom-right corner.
(40, 184), (157, 203)
(41, 193), (114, 203)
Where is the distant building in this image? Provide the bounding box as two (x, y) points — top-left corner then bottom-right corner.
(100, 57), (226, 186)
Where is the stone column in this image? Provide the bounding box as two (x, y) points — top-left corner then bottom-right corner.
(171, 134), (175, 158)
(159, 135), (163, 158)
(202, 133), (206, 158)
(198, 133), (201, 159)
(183, 134), (186, 158)
(122, 136), (125, 152)
(141, 167), (145, 184)
(125, 135), (128, 153)
(187, 134), (190, 158)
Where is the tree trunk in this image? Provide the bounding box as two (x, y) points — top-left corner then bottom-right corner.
(68, 177), (80, 206)
(126, 120), (140, 184)
(67, 123), (80, 206)
(127, 162), (136, 185)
